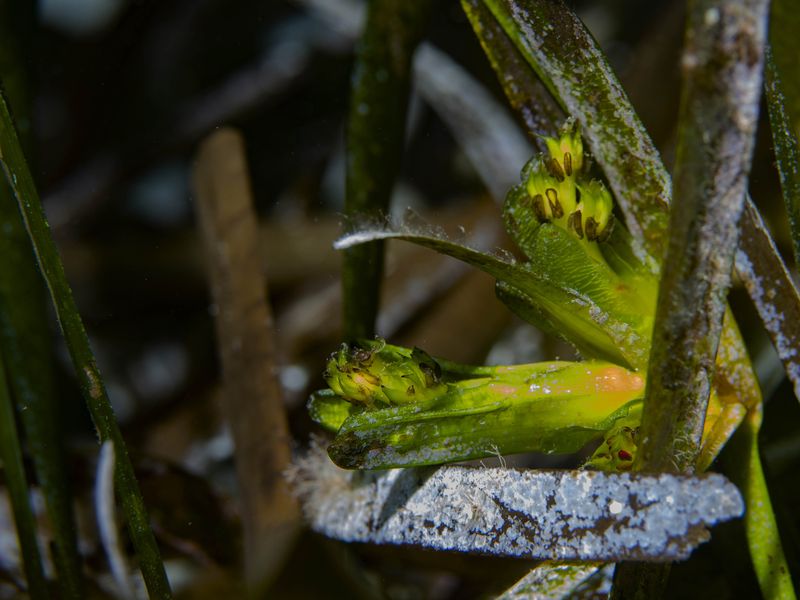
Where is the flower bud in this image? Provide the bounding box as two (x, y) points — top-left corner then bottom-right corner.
(324, 339), (446, 407)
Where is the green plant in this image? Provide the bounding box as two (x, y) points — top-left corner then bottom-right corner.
(318, 0), (800, 597)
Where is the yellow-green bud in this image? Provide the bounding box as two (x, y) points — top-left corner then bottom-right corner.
(544, 118), (584, 177)
(575, 180), (615, 242)
(324, 339), (446, 407)
(584, 420), (639, 472)
(524, 157), (578, 225)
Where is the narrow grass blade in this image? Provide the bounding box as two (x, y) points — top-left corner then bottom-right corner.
(728, 410), (797, 600)
(342, 0), (436, 339)
(0, 5), (82, 595)
(0, 88), (172, 598)
(460, 0), (560, 149)
(337, 225), (649, 369)
(765, 48), (800, 268)
(736, 202), (800, 402)
(0, 348), (48, 598)
(769, 0), (800, 133)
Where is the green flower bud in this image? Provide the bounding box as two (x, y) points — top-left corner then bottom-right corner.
(524, 157), (578, 225)
(544, 118), (584, 177)
(575, 180), (615, 242)
(584, 419), (641, 472)
(324, 339), (446, 407)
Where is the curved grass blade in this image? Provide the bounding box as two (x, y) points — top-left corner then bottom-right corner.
(342, 0), (436, 339)
(337, 225), (648, 369)
(765, 47), (800, 268)
(728, 409), (796, 600)
(0, 89), (172, 599)
(0, 348), (48, 599)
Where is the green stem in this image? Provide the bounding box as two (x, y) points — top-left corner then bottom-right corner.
(0, 3), (82, 595)
(615, 0), (771, 596)
(729, 409), (796, 600)
(0, 87), (172, 598)
(343, 0), (436, 339)
(635, 0), (768, 473)
(0, 347), (48, 598)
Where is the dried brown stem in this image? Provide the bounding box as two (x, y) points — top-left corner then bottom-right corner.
(193, 128), (300, 588)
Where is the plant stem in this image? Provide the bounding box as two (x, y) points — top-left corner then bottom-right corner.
(614, 0), (769, 596)
(193, 128), (301, 589)
(0, 87), (172, 599)
(342, 0), (436, 339)
(0, 4), (82, 595)
(635, 0), (768, 472)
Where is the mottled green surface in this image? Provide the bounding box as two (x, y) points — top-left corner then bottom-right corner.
(326, 360), (643, 470)
(766, 49), (800, 269)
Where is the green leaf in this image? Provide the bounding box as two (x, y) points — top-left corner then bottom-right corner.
(765, 48), (800, 268)
(308, 389), (362, 433)
(0, 87), (173, 599)
(328, 361), (644, 469)
(728, 410), (797, 600)
(338, 222), (651, 369)
(342, 0), (436, 339)
(0, 348), (48, 599)
(0, 5), (82, 594)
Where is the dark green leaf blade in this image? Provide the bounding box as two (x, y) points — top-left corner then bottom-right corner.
(0, 87), (172, 599)
(342, 0), (436, 339)
(765, 48), (800, 268)
(0, 4), (82, 593)
(0, 348), (48, 598)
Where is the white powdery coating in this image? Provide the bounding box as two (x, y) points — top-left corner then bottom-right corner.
(294, 451), (743, 562)
(735, 247), (800, 398)
(334, 230), (398, 250)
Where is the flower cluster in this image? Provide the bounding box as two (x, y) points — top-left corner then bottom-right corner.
(506, 119), (615, 264)
(324, 339), (445, 407)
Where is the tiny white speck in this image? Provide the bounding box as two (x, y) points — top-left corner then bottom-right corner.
(609, 500), (624, 515)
